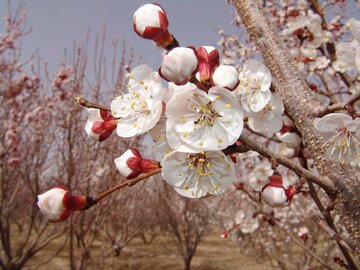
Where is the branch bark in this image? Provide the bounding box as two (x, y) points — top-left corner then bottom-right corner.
(230, 0), (360, 261)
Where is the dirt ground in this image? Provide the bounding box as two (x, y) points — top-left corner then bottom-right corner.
(27, 235), (274, 270)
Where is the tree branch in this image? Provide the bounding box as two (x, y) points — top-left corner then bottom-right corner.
(230, 0), (360, 260)
(236, 134), (335, 194)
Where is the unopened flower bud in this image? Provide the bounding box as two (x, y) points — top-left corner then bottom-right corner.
(114, 148), (160, 179)
(133, 3), (178, 49)
(261, 174), (287, 207)
(85, 108), (117, 142)
(276, 132), (301, 148)
(221, 231), (229, 238)
(211, 65), (239, 90)
(159, 47), (198, 85)
(196, 46), (219, 83)
(298, 227), (309, 242)
(37, 186), (89, 222)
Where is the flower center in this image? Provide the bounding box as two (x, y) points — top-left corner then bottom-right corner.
(194, 102), (220, 127)
(188, 152), (213, 177)
(325, 127), (360, 162)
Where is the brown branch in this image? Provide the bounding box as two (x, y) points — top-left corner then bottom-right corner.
(230, 0), (360, 260)
(236, 134), (335, 194)
(313, 216), (355, 254)
(75, 96), (111, 111)
(314, 93), (360, 117)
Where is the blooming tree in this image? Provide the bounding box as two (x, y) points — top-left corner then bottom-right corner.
(33, 1), (360, 269)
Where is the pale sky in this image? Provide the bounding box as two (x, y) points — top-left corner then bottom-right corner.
(0, 1), (239, 75)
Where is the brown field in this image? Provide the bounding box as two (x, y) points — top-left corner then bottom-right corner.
(27, 235), (274, 270)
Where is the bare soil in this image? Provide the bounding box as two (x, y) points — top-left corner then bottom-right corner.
(27, 235), (274, 270)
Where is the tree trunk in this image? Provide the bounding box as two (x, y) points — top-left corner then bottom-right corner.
(230, 0), (360, 262)
(184, 258), (191, 270)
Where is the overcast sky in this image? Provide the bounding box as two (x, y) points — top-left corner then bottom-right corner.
(0, 1), (240, 76)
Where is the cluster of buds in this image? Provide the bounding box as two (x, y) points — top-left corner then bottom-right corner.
(134, 4), (240, 91)
(37, 186), (94, 222)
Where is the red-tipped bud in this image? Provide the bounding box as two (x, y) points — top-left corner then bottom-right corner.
(261, 174), (287, 207)
(85, 108), (117, 142)
(211, 65), (239, 90)
(159, 47), (198, 85)
(114, 148), (160, 179)
(196, 46), (219, 83)
(298, 227), (309, 242)
(133, 3), (177, 49)
(37, 186), (89, 222)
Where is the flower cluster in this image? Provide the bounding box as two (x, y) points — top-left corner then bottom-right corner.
(282, 10), (331, 61)
(333, 19), (360, 76)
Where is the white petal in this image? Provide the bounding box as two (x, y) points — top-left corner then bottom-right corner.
(349, 19), (360, 42)
(313, 113), (352, 133)
(262, 186), (287, 207)
(37, 188), (67, 220)
(248, 90), (272, 112)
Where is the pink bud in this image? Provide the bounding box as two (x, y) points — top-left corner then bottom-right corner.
(159, 47), (198, 85)
(196, 46), (219, 83)
(85, 108), (117, 142)
(114, 149), (160, 179)
(261, 175), (287, 207)
(133, 3), (177, 49)
(211, 65), (239, 90)
(37, 186), (88, 222)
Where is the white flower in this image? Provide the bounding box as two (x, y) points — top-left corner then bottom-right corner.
(211, 65), (239, 90)
(111, 65), (163, 137)
(114, 148), (160, 179)
(159, 47), (198, 85)
(234, 210), (259, 234)
(248, 93), (284, 134)
(248, 160), (273, 191)
(161, 150), (235, 198)
(313, 113), (360, 163)
(236, 59), (272, 112)
(166, 86), (243, 153)
(85, 108), (117, 141)
(37, 187), (87, 222)
(282, 10), (330, 57)
(335, 19), (360, 75)
(164, 82), (197, 103)
(150, 115), (172, 160)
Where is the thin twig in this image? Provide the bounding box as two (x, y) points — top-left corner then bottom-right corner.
(94, 169), (161, 203)
(313, 93), (360, 117)
(75, 96), (111, 111)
